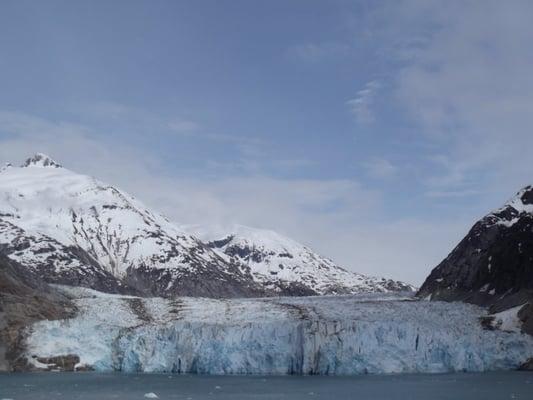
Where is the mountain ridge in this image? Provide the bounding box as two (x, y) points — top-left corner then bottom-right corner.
(0, 153), (414, 298)
(188, 223), (415, 295)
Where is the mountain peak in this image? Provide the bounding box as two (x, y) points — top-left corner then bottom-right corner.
(21, 153), (62, 168)
(518, 185), (533, 205)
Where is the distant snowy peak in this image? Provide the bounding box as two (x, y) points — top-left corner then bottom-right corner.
(192, 224), (312, 256)
(192, 224), (415, 295)
(21, 153), (62, 168)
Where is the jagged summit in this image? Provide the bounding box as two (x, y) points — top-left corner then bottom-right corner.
(21, 153), (62, 168)
(506, 184), (533, 210)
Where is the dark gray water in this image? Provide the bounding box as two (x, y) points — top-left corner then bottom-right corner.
(0, 372), (532, 400)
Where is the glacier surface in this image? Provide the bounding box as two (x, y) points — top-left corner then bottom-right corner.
(25, 287), (533, 375)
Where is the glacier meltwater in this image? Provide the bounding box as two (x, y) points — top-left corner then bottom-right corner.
(25, 287), (533, 375)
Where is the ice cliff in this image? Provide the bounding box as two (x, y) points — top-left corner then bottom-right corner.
(24, 287), (533, 375)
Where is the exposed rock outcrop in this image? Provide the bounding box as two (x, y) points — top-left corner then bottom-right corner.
(0, 255), (75, 371)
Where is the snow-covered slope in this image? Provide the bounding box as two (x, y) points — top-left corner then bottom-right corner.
(191, 224), (414, 295)
(0, 153), (413, 298)
(24, 286), (533, 374)
(0, 154), (262, 298)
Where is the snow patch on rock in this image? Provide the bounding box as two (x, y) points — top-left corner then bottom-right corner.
(491, 304), (526, 333)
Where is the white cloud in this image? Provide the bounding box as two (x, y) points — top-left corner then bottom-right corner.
(362, 157), (397, 179)
(381, 0), (533, 196)
(425, 189), (480, 199)
(168, 119), (200, 134)
(346, 80), (381, 123)
(289, 42), (351, 62)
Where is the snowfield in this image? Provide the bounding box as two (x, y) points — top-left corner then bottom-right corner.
(25, 287), (533, 375)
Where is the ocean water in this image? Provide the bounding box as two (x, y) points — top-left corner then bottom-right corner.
(0, 372), (532, 400)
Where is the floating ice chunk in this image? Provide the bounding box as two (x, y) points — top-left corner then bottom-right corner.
(144, 393), (158, 399)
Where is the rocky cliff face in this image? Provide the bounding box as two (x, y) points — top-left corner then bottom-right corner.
(418, 185), (533, 334)
(0, 154), (412, 299)
(0, 255), (75, 371)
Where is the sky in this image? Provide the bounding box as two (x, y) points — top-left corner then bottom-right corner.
(1, 0), (533, 285)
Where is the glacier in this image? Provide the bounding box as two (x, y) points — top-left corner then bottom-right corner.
(24, 286), (533, 375)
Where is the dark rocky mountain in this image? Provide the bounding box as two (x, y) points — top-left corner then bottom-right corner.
(418, 185), (533, 335)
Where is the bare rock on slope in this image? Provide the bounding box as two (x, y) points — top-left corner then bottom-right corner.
(0, 254), (75, 371)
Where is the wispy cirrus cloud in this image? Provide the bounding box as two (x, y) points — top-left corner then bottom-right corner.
(362, 157), (397, 179)
(346, 80), (381, 123)
(376, 0), (533, 198)
(288, 42), (351, 62)
(168, 119), (200, 134)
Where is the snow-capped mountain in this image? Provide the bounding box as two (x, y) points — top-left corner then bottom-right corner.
(191, 224), (415, 295)
(418, 185), (533, 334)
(0, 154), (262, 298)
(0, 153), (413, 298)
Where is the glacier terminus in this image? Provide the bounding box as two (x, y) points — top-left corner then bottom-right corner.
(24, 286), (533, 375)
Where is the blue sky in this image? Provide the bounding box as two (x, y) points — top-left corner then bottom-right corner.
(1, 0), (533, 284)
